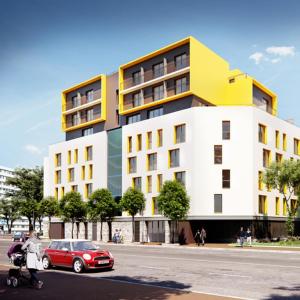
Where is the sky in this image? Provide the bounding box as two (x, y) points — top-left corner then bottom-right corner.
(0, 0), (300, 168)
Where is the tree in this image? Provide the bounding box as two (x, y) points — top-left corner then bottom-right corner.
(6, 167), (43, 230)
(0, 198), (20, 233)
(40, 196), (59, 238)
(59, 192), (87, 239)
(87, 189), (117, 241)
(120, 188), (145, 242)
(157, 180), (190, 243)
(264, 160), (300, 236)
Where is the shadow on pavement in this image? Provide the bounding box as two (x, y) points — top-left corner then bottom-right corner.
(0, 268), (194, 300)
(263, 284), (300, 300)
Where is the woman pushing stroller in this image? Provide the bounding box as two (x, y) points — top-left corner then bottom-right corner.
(21, 230), (44, 289)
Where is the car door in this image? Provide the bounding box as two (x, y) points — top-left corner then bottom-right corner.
(56, 241), (73, 267)
(47, 241), (60, 265)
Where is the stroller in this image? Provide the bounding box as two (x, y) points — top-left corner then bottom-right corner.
(6, 242), (30, 288)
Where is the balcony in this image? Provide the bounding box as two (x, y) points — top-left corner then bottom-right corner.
(121, 56), (190, 91)
(123, 83), (190, 111)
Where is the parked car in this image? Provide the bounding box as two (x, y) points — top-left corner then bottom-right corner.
(12, 232), (26, 242)
(42, 239), (114, 273)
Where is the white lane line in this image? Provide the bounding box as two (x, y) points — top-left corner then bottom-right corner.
(209, 272), (251, 278)
(117, 253), (300, 269)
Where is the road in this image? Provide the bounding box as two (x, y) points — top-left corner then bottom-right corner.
(1, 240), (300, 299)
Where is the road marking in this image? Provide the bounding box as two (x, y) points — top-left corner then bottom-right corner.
(208, 272), (251, 278)
(118, 253), (300, 270)
(140, 265), (168, 270)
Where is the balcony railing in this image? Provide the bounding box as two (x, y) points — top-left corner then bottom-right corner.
(122, 56), (190, 90)
(65, 89), (101, 111)
(64, 111), (102, 129)
(123, 84), (190, 111)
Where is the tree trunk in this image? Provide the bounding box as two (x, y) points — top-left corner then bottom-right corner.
(132, 215), (135, 243)
(100, 220), (103, 241)
(8, 220), (12, 234)
(108, 221), (112, 241)
(39, 218), (42, 233)
(71, 221), (74, 239)
(76, 222), (79, 239)
(49, 217), (51, 239)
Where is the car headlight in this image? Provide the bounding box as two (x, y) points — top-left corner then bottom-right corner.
(83, 254), (91, 260)
(108, 251), (114, 259)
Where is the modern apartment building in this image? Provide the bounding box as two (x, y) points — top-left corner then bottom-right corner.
(44, 36), (300, 242)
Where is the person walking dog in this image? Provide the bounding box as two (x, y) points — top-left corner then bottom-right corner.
(21, 230), (43, 289)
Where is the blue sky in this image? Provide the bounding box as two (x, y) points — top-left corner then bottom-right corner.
(1, 0), (300, 168)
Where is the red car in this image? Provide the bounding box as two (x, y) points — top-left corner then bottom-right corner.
(42, 239), (114, 273)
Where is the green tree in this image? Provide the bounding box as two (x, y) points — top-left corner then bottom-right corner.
(264, 160), (300, 236)
(157, 180), (190, 243)
(87, 189), (117, 241)
(120, 188), (145, 242)
(6, 167), (43, 230)
(40, 196), (59, 238)
(59, 192), (87, 239)
(0, 198), (20, 233)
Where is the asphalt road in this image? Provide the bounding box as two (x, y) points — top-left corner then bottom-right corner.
(1, 240), (300, 299)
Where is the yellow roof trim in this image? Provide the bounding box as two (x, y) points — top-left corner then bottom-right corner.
(120, 37), (192, 70)
(62, 74), (104, 94)
(253, 79), (277, 99)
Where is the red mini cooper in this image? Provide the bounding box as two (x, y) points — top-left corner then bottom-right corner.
(42, 239), (114, 273)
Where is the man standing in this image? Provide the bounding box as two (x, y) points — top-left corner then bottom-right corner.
(194, 229), (201, 246)
(200, 227), (206, 246)
(246, 227), (252, 246)
(239, 227), (246, 247)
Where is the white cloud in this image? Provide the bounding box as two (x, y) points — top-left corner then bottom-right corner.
(249, 52), (264, 65)
(266, 46), (295, 57)
(24, 144), (42, 155)
(271, 58), (281, 64)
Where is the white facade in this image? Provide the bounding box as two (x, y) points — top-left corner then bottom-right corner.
(122, 106), (300, 219)
(0, 166), (15, 198)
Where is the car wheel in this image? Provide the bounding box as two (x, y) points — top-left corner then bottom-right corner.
(12, 277), (18, 288)
(42, 256), (51, 269)
(73, 259), (84, 273)
(6, 277), (12, 286)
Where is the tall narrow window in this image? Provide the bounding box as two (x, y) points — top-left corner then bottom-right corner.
(86, 90), (94, 103)
(275, 197), (280, 215)
(86, 146), (93, 161)
(175, 171), (186, 186)
(152, 197), (159, 215)
(147, 176), (152, 193)
(258, 171), (263, 190)
(55, 170), (61, 184)
(74, 149), (78, 164)
(275, 153), (282, 163)
(55, 153), (61, 167)
(175, 53), (187, 70)
(72, 95), (80, 108)
(128, 157), (137, 174)
(263, 149), (271, 167)
(259, 195), (267, 214)
(222, 121), (230, 140)
(222, 170), (230, 188)
(132, 70), (142, 85)
(89, 164), (93, 179)
(54, 188), (58, 200)
(169, 149), (180, 168)
(148, 153), (157, 171)
(214, 194), (222, 213)
(85, 183), (93, 198)
(175, 124), (186, 144)
(68, 168), (74, 182)
(137, 134), (142, 151)
(175, 77), (188, 94)
(258, 124), (267, 144)
(153, 62), (164, 78)
(133, 177), (142, 191)
(61, 187), (65, 198)
(294, 138), (299, 155)
(72, 113), (80, 126)
(214, 145), (222, 164)
(283, 133), (287, 151)
(81, 166), (85, 180)
(157, 174), (162, 192)
(127, 136), (132, 153)
(86, 108), (94, 122)
(153, 85), (164, 101)
(147, 132), (152, 150)
(157, 129), (163, 147)
(68, 150), (71, 165)
(275, 130), (280, 149)
(283, 199), (287, 215)
(133, 92), (142, 107)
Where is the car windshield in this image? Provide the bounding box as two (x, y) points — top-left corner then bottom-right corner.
(72, 241), (98, 251)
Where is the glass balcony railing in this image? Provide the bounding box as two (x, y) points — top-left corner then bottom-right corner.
(65, 89), (101, 111)
(63, 111), (102, 129)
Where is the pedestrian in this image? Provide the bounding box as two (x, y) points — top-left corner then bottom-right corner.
(246, 227), (252, 246)
(194, 229), (201, 246)
(239, 227), (246, 247)
(21, 230), (43, 289)
(113, 229), (120, 243)
(200, 227), (206, 246)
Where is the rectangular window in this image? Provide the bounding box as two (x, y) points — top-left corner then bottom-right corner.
(175, 77), (188, 94)
(275, 153), (282, 163)
(259, 195), (267, 214)
(68, 150), (71, 165)
(55, 170), (61, 184)
(214, 194), (222, 213)
(133, 177), (142, 191)
(294, 138), (299, 155)
(72, 95), (80, 108)
(72, 113), (80, 126)
(133, 92), (142, 107)
(175, 53), (187, 70)
(68, 168), (74, 182)
(283, 133), (287, 151)
(86, 108), (94, 122)
(157, 129), (163, 147)
(275, 130), (280, 149)
(222, 121), (230, 140)
(153, 85), (164, 101)
(152, 197), (159, 215)
(137, 134), (142, 151)
(55, 188), (58, 200)
(169, 149), (180, 168)
(61, 187), (65, 198)
(258, 171), (263, 190)
(74, 149), (78, 164)
(147, 132), (152, 150)
(82, 127), (93, 136)
(86, 146), (93, 161)
(147, 175), (152, 193)
(85, 183), (93, 198)
(81, 166), (85, 180)
(71, 185), (78, 192)
(55, 153), (61, 167)
(127, 114), (141, 124)
(175, 124), (186, 144)
(86, 90), (94, 103)
(291, 199), (297, 214)
(214, 145), (222, 164)
(148, 153), (157, 171)
(132, 71), (142, 85)
(157, 174), (162, 192)
(127, 136), (132, 153)
(175, 171), (186, 186)
(153, 62), (164, 78)
(148, 107), (163, 119)
(128, 157), (137, 174)
(263, 149), (271, 168)
(258, 124), (267, 144)
(283, 199), (287, 215)
(222, 170), (230, 188)
(89, 164), (93, 179)
(276, 197), (280, 215)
